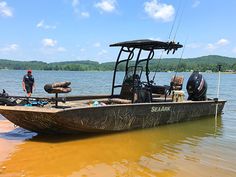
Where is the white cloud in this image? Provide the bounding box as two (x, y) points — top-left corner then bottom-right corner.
(0, 44), (18, 52)
(42, 38), (57, 47)
(95, 0), (116, 13)
(216, 38), (229, 46)
(41, 38), (66, 53)
(71, 1), (90, 18)
(72, 0), (79, 13)
(206, 38), (230, 51)
(36, 20), (56, 30)
(192, 0), (200, 8)
(94, 42), (101, 48)
(81, 11), (90, 18)
(144, 0), (175, 22)
(206, 43), (216, 50)
(0, 1), (13, 17)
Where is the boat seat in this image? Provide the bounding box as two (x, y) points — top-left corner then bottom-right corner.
(120, 83), (133, 100)
(44, 81), (72, 107)
(169, 76), (184, 102)
(120, 74), (141, 100)
(44, 81), (72, 94)
(170, 76), (184, 91)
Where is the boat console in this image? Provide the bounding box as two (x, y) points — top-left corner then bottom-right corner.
(110, 39), (183, 103)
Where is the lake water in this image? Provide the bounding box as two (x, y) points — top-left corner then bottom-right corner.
(0, 70), (235, 177)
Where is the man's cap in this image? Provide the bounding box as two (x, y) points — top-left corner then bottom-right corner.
(27, 70), (32, 73)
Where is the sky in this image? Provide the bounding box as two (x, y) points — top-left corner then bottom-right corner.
(0, 0), (236, 63)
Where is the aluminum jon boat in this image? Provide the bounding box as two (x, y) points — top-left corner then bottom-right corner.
(0, 39), (226, 134)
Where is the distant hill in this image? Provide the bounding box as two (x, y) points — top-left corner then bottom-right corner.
(51, 60), (99, 65)
(0, 55), (236, 72)
(185, 55), (236, 65)
(148, 55), (236, 72)
(101, 55), (236, 72)
(0, 59), (47, 70)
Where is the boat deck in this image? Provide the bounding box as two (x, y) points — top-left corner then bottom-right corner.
(0, 94), (219, 114)
(0, 95), (173, 113)
(47, 96), (173, 109)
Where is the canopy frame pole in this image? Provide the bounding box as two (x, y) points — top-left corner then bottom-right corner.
(111, 47), (134, 96)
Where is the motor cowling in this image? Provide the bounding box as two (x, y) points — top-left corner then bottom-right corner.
(186, 71), (207, 101)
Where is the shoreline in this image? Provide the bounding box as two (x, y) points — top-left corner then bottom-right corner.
(0, 69), (236, 74)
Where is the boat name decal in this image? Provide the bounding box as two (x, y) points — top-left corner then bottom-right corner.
(151, 106), (171, 113)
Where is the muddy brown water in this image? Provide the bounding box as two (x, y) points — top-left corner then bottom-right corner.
(0, 71), (235, 177)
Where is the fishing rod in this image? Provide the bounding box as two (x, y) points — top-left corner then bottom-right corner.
(173, 0), (186, 42)
(174, 37), (188, 79)
(152, 0), (183, 83)
(168, 0), (182, 41)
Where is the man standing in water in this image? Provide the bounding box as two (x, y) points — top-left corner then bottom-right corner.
(22, 70), (35, 97)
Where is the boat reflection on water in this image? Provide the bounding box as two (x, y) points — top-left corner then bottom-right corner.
(1, 117), (231, 177)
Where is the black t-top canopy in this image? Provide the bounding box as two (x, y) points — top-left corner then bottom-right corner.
(110, 39), (183, 51)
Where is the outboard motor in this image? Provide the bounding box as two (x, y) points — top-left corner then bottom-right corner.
(186, 71), (207, 101)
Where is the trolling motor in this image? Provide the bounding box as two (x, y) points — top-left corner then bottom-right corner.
(186, 71), (207, 101)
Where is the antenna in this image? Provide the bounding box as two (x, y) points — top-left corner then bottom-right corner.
(215, 64), (222, 127)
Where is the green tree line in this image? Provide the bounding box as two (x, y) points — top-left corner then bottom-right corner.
(0, 55), (236, 72)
